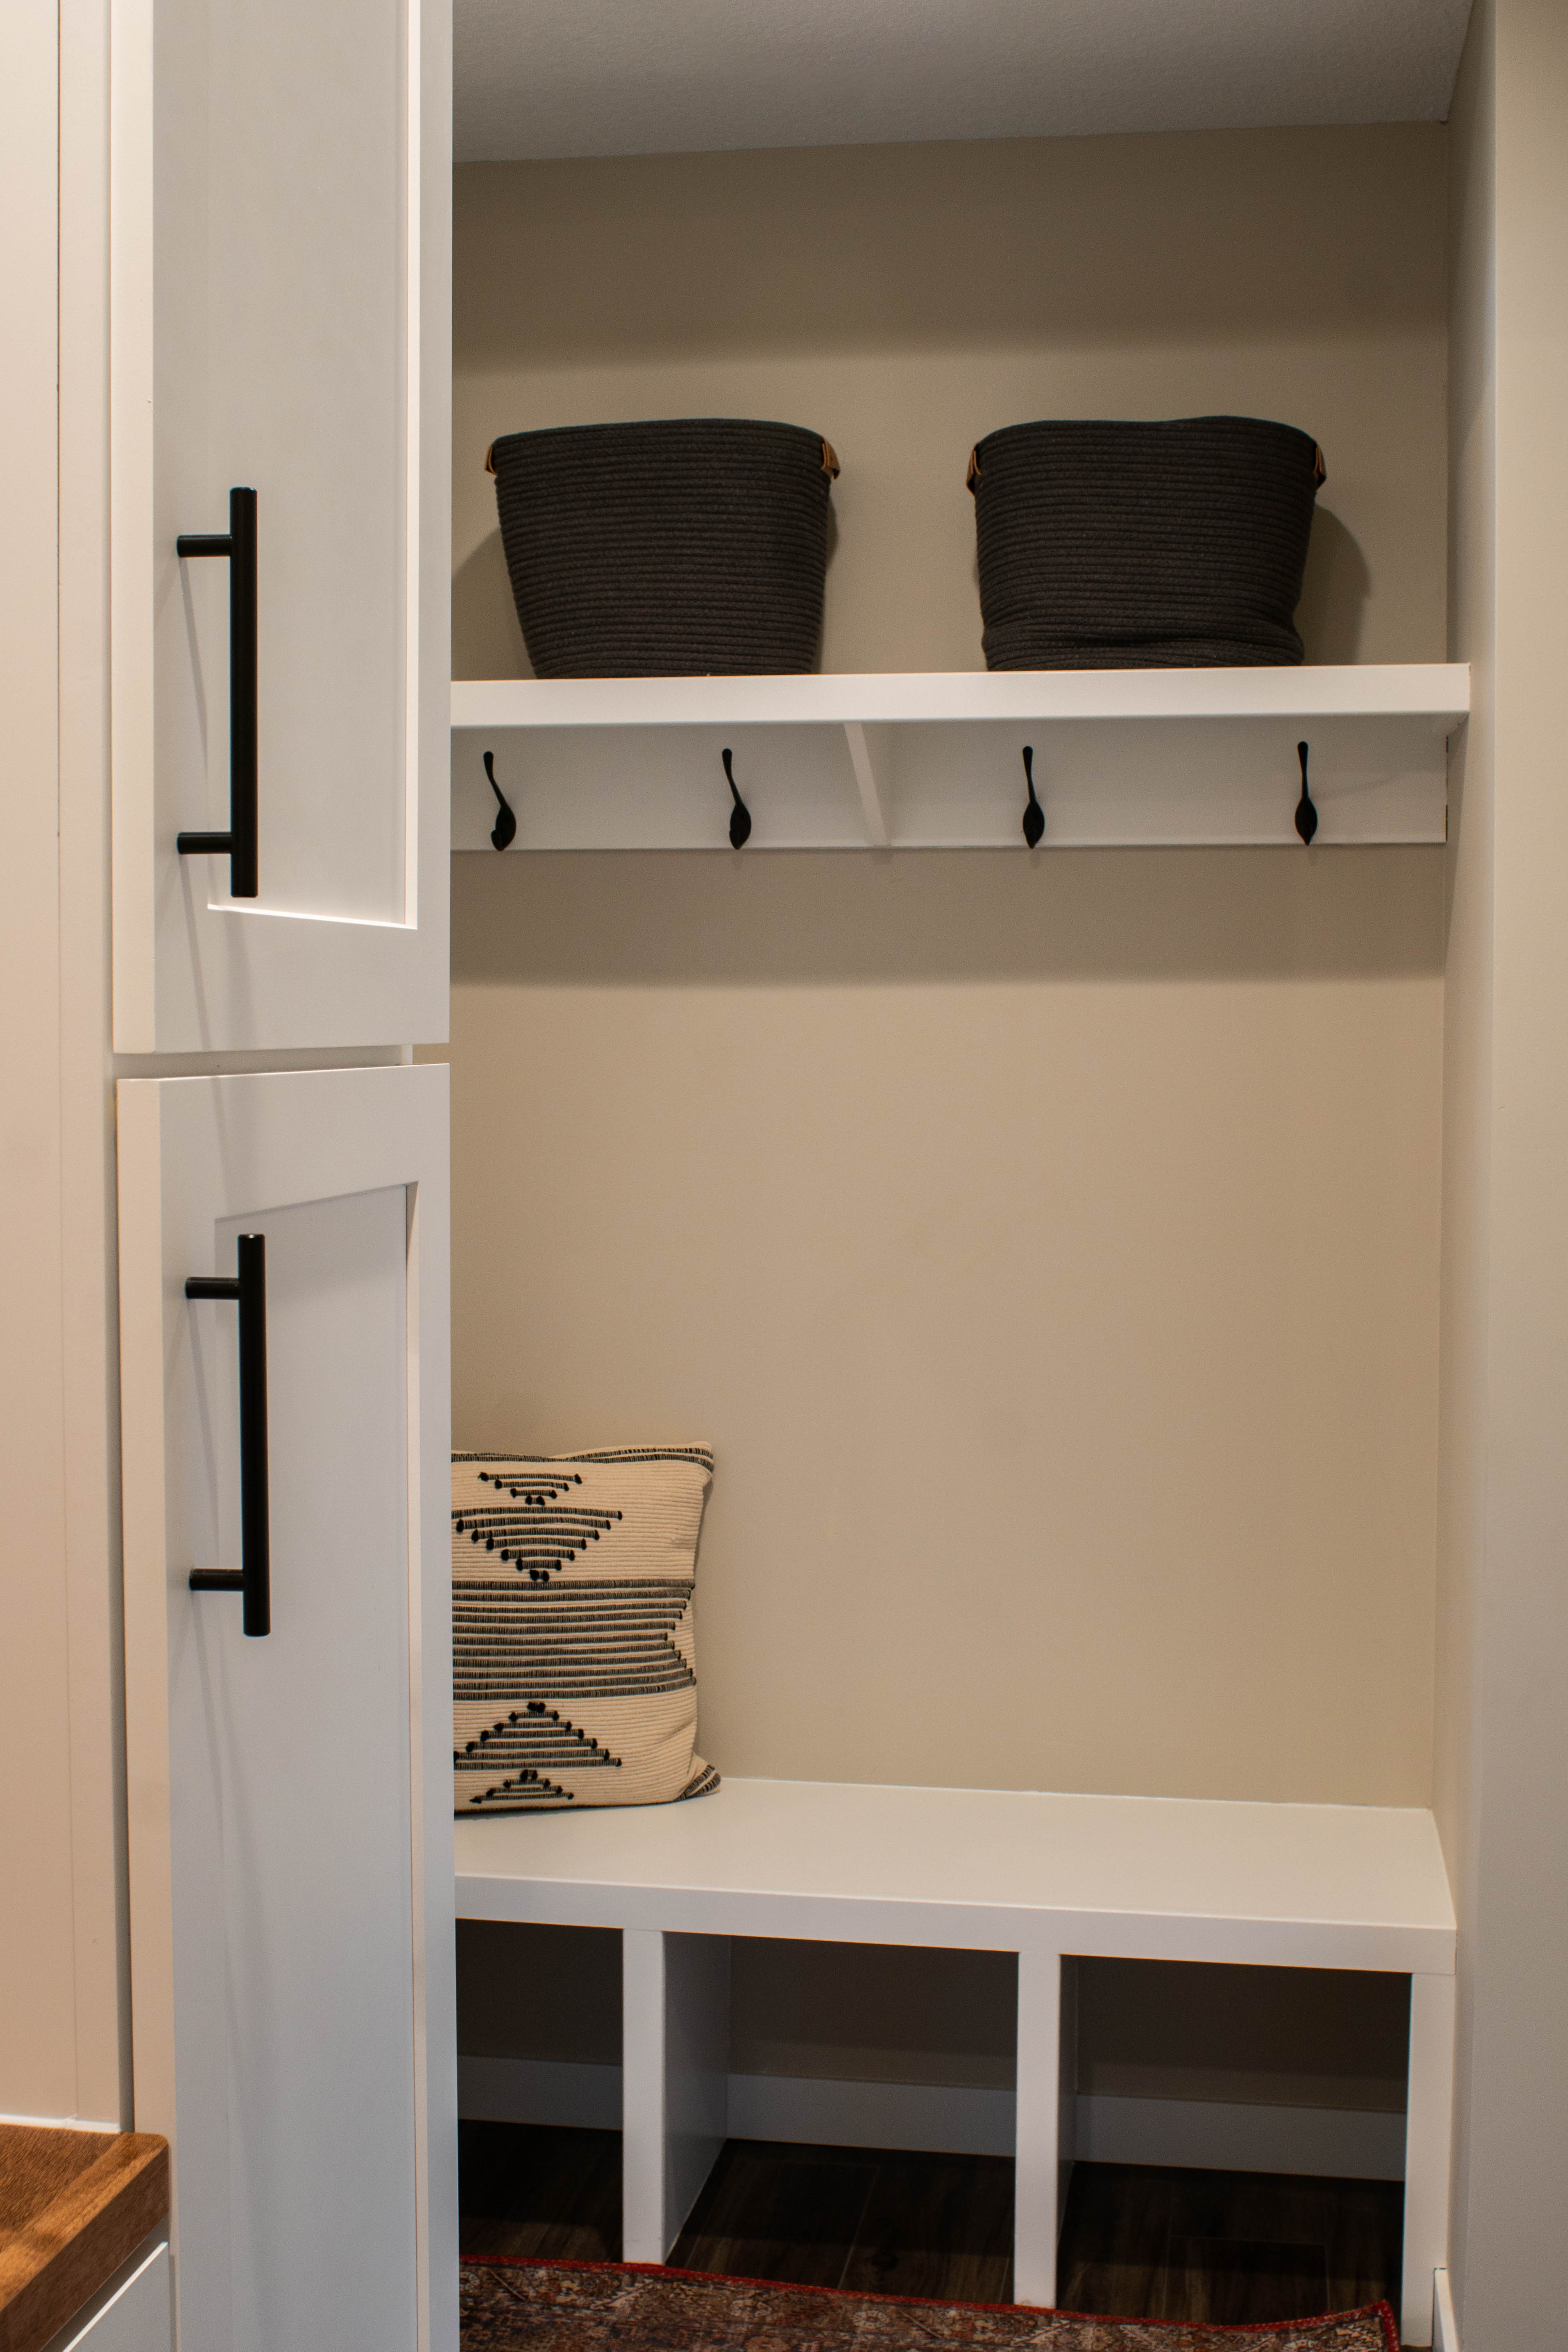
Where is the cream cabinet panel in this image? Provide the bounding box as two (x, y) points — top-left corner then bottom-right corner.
(117, 1066), (455, 2352)
(110, 0), (450, 1052)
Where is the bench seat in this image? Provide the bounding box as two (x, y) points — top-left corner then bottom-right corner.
(457, 1774), (1454, 1970)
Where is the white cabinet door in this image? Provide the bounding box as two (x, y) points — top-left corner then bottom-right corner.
(110, 0), (450, 1053)
(117, 1065), (455, 2352)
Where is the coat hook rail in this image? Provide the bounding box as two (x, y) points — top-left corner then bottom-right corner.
(722, 746), (752, 848)
(482, 750), (517, 850)
(1295, 740), (1319, 844)
(1022, 744), (1045, 848)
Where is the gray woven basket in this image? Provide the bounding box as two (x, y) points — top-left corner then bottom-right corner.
(968, 415), (1325, 670)
(489, 418), (839, 678)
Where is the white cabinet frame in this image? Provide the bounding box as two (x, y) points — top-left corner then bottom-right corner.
(118, 1064), (455, 2352)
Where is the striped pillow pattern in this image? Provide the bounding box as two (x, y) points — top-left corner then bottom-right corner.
(452, 1445), (719, 1816)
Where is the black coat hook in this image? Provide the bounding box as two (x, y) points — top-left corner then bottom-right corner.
(1022, 744), (1044, 848)
(722, 747), (752, 848)
(1295, 740), (1318, 845)
(482, 750), (517, 850)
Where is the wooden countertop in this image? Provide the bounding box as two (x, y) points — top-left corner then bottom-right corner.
(0, 2125), (168, 2352)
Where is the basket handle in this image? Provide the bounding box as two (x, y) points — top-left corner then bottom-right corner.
(486, 435), (841, 480)
(969, 439), (1325, 490)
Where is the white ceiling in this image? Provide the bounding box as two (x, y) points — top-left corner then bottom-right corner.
(455, 0), (1474, 164)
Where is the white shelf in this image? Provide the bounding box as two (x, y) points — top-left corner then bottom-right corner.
(451, 663), (1467, 852)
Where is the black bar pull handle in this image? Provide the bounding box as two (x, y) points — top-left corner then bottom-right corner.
(176, 486), (259, 898)
(186, 1232), (270, 1635)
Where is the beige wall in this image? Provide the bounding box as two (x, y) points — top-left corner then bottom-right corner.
(454, 127), (1449, 678)
(1437, 0), (1568, 2340)
(0, 0), (127, 2126)
(449, 845), (1443, 1805)
(0, 0), (77, 2123)
(445, 124), (1449, 1810)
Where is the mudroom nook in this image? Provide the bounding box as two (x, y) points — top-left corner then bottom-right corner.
(11, 4), (1563, 2352)
(444, 54), (1465, 2351)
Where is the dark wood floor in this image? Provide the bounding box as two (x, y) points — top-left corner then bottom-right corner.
(458, 2123), (1404, 2328)
(460, 2122), (622, 2264)
(1056, 2160), (1402, 2327)
(672, 2138), (1015, 2304)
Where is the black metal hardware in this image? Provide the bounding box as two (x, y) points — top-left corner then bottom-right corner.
(186, 1232), (270, 1636)
(722, 747), (752, 848)
(482, 750), (517, 850)
(1295, 739), (1319, 845)
(176, 487), (259, 897)
(1022, 744), (1044, 848)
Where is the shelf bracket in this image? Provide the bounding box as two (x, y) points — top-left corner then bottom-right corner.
(842, 722), (892, 848)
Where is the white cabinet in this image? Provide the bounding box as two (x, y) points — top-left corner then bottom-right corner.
(104, 0), (456, 2336)
(117, 1066), (455, 2351)
(110, 0), (450, 1053)
(59, 2244), (173, 2352)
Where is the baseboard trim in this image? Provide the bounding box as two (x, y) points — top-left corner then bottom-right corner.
(728, 2074), (1014, 2156)
(458, 2056), (1405, 2180)
(1432, 2268), (1458, 2352)
(1074, 2092), (1405, 2182)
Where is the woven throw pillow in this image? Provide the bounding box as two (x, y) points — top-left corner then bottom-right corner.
(452, 1446), (719, 1816)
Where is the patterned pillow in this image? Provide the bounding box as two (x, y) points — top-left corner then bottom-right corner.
(452, 1445), (720, 1816)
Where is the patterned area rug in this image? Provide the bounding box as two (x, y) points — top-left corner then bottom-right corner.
(460, 2258), (1399, 2351)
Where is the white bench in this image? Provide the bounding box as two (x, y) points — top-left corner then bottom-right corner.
(455, 1776), (1456, 2344)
